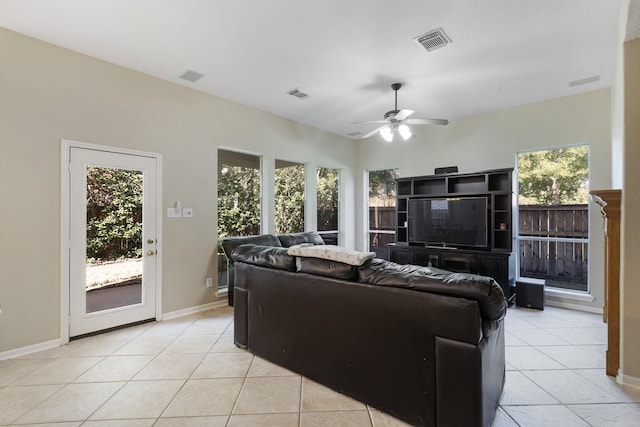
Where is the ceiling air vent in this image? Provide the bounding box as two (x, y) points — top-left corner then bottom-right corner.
(287, 88), (310, 99)
(414, 27), (451, 52)
(179, 70), (204, 83)
(569, 75), (600, 87)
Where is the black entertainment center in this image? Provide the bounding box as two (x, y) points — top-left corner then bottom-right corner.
(390, 168), (516, 301)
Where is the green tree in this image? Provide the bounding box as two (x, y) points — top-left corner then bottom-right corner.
(216, 163), (339, 238)
(217, 164), (261, 238)
(369, 169), (399, 207)
(275, 164), (305, 234)
(518, 146), (589, 205)
(86, 167), (143, 261)
(317, 167), (338, 231)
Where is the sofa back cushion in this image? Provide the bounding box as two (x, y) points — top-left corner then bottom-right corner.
(295, 257), (357, 280)
(230, 245), (296, 271)
(277, 231), (325, 247)
(220, 234), (282, 261)
(358, 259), (507, 320)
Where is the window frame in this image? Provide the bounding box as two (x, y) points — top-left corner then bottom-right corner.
(515, 144), (591, 295)
(316, 166), (340, 245)
(366, 168), (400, 259)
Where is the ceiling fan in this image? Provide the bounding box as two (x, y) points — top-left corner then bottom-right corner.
(352, 83), (449, 142)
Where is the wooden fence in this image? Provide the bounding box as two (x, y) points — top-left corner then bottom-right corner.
(369, 207), (395, 259)
(519, 205), (588, 290)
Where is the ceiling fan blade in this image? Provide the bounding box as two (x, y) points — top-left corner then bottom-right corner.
(405, 118), (450, 126)
(395, 109), (414, 121)
(350, 120), (388, 125)
(360, 125), (385, 139)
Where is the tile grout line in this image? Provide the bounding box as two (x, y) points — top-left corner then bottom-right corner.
(298, 374), (304, 427)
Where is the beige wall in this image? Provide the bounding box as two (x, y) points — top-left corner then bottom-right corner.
(622, 37), (640, 384)
(355, 89), (612, 313)
(0, 29), (356, 353)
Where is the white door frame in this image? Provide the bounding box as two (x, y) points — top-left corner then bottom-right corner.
(60, 139), (163, 344)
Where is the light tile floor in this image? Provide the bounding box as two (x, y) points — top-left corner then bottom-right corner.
(1, 305), (639, 426)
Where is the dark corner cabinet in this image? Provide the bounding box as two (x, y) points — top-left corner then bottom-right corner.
(390, 168), (516, 301)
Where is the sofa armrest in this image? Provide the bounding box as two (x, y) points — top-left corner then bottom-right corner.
(435, 321), (505, 427)
(219, 234), (281, 306)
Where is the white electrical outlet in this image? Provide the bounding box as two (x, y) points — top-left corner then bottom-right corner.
(183, 207), (193, 218)
(206, 277), (213, 288)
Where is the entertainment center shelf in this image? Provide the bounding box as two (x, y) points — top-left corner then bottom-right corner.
(392, 168), (515, 299)
(395, 168), (514, 252)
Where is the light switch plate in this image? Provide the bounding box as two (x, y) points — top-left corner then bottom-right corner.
(167, 207), (182, 218)
(182, 208), (193, 218)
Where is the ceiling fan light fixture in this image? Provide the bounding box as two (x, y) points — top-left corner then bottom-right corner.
(398, 124), (412, 140)
(380, 126), (394, 142)
(353, 82), (448, 141)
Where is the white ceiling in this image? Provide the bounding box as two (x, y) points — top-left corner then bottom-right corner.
(0, 0), (623, 140)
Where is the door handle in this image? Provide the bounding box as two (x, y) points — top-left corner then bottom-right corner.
(147, 250), (156, 256)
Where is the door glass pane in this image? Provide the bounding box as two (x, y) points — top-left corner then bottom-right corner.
(85, 166), (143, 313)
(275, 160), (305, 234)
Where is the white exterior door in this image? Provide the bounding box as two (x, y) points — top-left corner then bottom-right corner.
(68, 147), (159, 337)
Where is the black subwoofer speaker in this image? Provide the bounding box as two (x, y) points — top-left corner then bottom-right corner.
(516, 282), (545, 310)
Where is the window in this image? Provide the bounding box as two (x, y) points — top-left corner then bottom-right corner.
(316, 167), (339, 245)
(368, 169), (399, 259)
(217, 149), (261, 290)
(217, 149), (261, 238)
(517, 145), (589, 292)
(275, 160), (305, 234)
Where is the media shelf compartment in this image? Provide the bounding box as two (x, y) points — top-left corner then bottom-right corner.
(447, 175), (487, 194)
(493, 194), (511, 211)
(492, 230), (511, 251)
(413, 178), (446, 195)
(397, 181), (412, 196)
(488, 172), (511, 192)
(494, 211), (510, 229)
(398, 212), (407, 227)
(397, 227), (407, 243)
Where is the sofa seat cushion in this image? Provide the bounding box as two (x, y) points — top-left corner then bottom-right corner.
(288, 244), (376, 266)
(230, 245), (295, 271)
(277, 231), (325, 247)
(358, 259), (507, 321)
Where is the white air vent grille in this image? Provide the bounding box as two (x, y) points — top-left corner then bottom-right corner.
(179, 70), (204, 83)
(287, 88), (310, 99)
(414, 28), (451, 52)
(568, 75), (600, 87)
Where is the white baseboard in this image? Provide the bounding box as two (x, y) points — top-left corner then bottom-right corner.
(0, 339), (62, 361)
(619, 373), (640, 390)
(545, 300), (603, 314)
(161, 300), (228, 321)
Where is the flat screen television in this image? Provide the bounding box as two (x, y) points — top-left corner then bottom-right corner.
(408, 197), (488, 248)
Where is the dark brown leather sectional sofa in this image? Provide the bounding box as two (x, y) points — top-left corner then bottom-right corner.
(220, 232), (506, 427)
